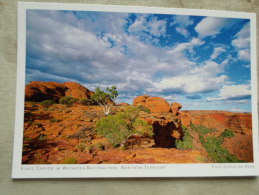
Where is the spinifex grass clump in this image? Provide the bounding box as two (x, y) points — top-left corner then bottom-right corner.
(176, 125), (193, 150)
(95, 107), (153, 147)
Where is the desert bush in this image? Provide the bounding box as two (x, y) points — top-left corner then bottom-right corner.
(59, 96), (77, 106)
(80, 98), (94, 106)
(95, 107), (153, 147)
(191, 124), (243, 163)
(176, 125), (193, 150)
(41, 100), (55, 108)
(61, 156), (77, 164)
(191, 124), (215, 135)
(138, 105), (151, 113)
(220, 129), (235, 138)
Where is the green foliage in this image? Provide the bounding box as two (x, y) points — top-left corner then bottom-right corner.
(59, 96), (77, 106)
(41, 100), (55, 108)
(191, 124), (244, 163)
(80, 98), (94, 106)
(95, 107), (153, 147)
(49, 118), (61, 123)
(191, 124), (215, 135)
(138, 105), (151, 113)
(90, 86), (118, 115)
(61, 156), (77, 164)
(220, 129), (235, 138)
(176, 125), (193, 150)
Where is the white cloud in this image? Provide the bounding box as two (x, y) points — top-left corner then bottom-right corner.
(175, 27), (189, 38)
(128, 15), (167, 37)
(238, 49), (250, 61)
(195, 17), (239, 38)
(207, 84), (251, 101)
(232, 23), (250, 62)
(232, 23), (250, 49)
(210, 47), (226, 59)
(173, 15), (194, 27)
(231, 108), (245, 112)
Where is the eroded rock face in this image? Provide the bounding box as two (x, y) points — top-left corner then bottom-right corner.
(25, 81), (94, 102)
(133, 95), (171, 113)
(64, 82), (94, 100)
(180, 110), (252, 133)
(143, 113), (183, 148)
(25, 81), (68, 102)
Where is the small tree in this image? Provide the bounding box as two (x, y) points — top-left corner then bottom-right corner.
(91, 86), (118, 115)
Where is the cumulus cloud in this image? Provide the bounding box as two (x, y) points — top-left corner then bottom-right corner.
(172, 15), (193, 38)
(128, 15), (167, 38)
(207, 84), (251, 101)
(25, 10), (251, 111)
(210, 47), (226, 59)
(232, 23), (250, 62)
(195, 17), (240, 38)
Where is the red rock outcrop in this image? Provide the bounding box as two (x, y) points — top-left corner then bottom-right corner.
(133, 95), (171, 113)
(64, 82), (94, 100)
(118, 102), (130, 106)
(25, 81), (68, 102)
(25, 81), (94, 102)
(180, 110), (252, 134)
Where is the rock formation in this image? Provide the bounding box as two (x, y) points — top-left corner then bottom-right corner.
(25, 81), (94, 102)
(133, 95), (171, 113)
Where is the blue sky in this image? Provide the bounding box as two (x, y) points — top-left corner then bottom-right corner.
(26, 9), (251, 112)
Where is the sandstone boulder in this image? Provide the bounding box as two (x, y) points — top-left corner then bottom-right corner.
(146, 97), (171, 113)
(25, 81), (67, 102)
(133, 95), (149, 107)
(171, 102), (182, 117)
(64, 82), (94, 100)
(133, 95), (171, 113)
(25, 81), (94, 102)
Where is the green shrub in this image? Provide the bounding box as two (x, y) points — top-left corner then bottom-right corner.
(176, 126), (193, 150)
(95, 107), (153, 147)
(80, 98), (94, 106)
(61, 156), (77, 164)
(59, 96), (77, 106)
(41, 100), (55, 108)
(191, 124), (244, 163)
(138, 105), (151, 113)
(191, 124), (215, 135)
(220, 129), (235, 138)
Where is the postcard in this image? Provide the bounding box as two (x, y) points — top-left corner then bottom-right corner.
(12, 2), (259, 178)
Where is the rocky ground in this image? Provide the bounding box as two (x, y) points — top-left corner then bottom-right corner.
(22, 81), (254, 164)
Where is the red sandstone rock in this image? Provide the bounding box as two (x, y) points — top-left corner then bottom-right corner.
(117, 102), (130, 106)
(133, 95), (149, 107)
(146, 97), (171, 113)
(133, 95), (171, 113)
(171, 102), (182, 117)
(180, 112), (191, 126)
(25, 81), (67, 102)
(64, 82), (94, 100)
(25, 81), (94, 102)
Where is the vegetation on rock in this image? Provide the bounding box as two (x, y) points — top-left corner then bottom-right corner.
(95, 107), (153, 147)
(176, 125), (193, 150)
(59, 96), (77, 106)
(220, 129), (235, 138)
(191, 124), (244, 163)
